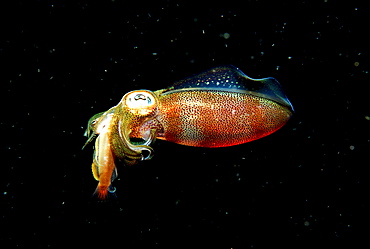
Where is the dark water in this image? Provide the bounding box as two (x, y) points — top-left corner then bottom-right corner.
(1, 1), (368, 248)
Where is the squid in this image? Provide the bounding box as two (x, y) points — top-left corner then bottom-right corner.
(83, 65), (293, 199)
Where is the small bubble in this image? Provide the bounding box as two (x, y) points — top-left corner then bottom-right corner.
(349, 145), (355, 150)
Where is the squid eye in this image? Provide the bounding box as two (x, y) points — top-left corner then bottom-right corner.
(123, 90), (157, 115)
(134, 94), (152, 104)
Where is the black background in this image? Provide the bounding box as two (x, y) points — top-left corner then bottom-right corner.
(1, 0), (368, 248)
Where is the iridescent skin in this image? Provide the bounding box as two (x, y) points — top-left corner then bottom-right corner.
(84, 65), (293, 199)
